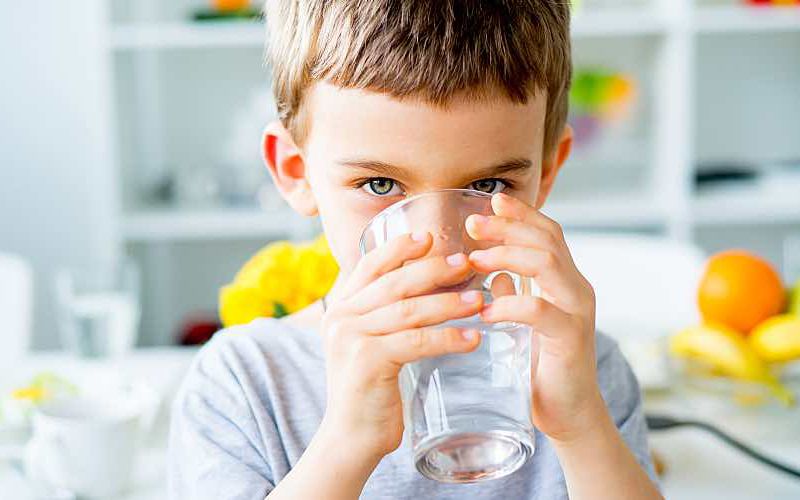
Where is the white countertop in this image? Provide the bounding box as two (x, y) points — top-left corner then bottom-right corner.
(2, 347), (800, 499)
(652, 430), (800, 499)
(0, 347), (198, 500)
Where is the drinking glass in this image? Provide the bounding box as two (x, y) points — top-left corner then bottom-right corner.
(55, 259), (141, 358)
(360, 189), (537, 483)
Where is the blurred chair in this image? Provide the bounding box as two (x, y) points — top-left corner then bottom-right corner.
(0, 253), (34, 360)
(565, 232), (706, 341)
(565, 233), (706, 388)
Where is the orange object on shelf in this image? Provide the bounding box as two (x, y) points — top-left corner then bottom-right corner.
(213, 0), (250, 12)
(745, 0), (800, 5)
(698, 250), (786, 334)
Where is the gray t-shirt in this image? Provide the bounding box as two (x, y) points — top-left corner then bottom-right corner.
(169, 318), (656, 499)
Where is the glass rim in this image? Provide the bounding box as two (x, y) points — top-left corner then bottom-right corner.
(358, 188), (493, 254)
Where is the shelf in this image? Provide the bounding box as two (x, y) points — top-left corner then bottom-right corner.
(111, 21), (264, 50)
(692, 185), (800, 226)
(543, 195), (667, 228)
(694, 5), (800, 34)
(571, 9), (668, 37)
(122, 208), (311, 241)
(111, 10), (668, 51)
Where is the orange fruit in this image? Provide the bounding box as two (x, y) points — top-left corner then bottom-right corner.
(698, 250), (786, 334)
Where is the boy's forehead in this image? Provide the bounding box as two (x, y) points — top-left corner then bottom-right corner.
(304, 82), (547, 176)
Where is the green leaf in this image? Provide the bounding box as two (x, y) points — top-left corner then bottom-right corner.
(274, 302), (288, 318)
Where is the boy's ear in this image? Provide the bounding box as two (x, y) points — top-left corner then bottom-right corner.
(262, 121), (318, 216)
(534, 125), (573, 210)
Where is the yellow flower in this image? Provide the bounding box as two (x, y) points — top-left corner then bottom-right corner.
(234, 241), (295, 287)
(11, 386), (47, 402)
(258, 266), (297, 308)
(297, 244), (338, 298)
(218, 234), (339, 327)
(219, 285), (276, 328)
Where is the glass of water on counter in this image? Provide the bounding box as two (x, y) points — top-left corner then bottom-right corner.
(56, 258), (140, 358)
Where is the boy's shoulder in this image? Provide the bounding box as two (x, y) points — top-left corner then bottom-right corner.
(182, 318), (324, 395)
(594, 331), (645, 418)
(595, 330), (625, 367)
(205, 317), (321, 357)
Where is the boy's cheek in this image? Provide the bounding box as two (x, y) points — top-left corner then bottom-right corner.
(319, 193), (397, 268)
(320, 217), (369, 274)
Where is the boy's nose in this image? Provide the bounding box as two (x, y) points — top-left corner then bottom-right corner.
(406, 193), (491, 258)
(409, 196), (469, 257)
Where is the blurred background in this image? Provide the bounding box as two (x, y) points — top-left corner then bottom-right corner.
(1, 0), (800, 498)
(4, 0), (800, 351)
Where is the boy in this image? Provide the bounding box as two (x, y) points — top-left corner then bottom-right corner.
(169, 1), (662, 498)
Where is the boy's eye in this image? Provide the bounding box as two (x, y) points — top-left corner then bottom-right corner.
(470, 179), (507, 194)
(362, 178), (402, 196)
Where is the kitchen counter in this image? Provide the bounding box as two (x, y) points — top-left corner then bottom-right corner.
(2, 348), (800, 499)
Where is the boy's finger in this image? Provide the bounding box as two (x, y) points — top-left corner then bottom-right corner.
(356, 290), (484, 335)
(490, 272), (517, 299)
(466, 213), (559, 251)
(480, 295), (580, 340)
(339, 232), (432, 301)
(378, 326), (481, 366)
(468, 245), (583, 312)
(491, 192), (564, 238)
(344, 252), (474, 314)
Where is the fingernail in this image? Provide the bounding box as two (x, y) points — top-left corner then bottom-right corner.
(471, 214), (490, 225)
(411, 231), (427, 242)
(470, 250), (487, 262)
(446, 253), (466, 266)
(462, 329), (479, 341)
(460, 290), (481, 303)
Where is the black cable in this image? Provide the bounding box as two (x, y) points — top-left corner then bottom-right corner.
(646, 414), (800, 480)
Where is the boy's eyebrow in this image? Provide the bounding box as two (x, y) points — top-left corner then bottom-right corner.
(336, 158), (410, 179)
(336, 157), (533, 179)
(470, 158), (533, 178)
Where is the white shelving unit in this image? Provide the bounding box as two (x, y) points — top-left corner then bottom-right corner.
(693, 186), (800, 226)
(694, 4), (800, 33)
(122, 208), (304, 241)
(110, 9), (671, 50)
(100, 0), (799, 343)
(112, 21), (265, 50)
(543, 196), (668, 229)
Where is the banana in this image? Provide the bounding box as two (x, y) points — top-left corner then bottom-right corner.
(789, 279), (800, 315)
(670, 323), (794, 406)
(749, 314), (800, 363)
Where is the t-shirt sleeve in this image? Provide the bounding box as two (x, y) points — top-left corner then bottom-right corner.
(596, 337), (659, 486)
(168, 333), (275, 500)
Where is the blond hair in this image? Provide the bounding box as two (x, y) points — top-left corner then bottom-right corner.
(265, 0), (572, 153)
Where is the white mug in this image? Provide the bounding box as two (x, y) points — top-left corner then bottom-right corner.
(24, 396), (144, 498)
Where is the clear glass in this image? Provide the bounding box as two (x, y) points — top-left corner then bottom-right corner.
(360, 189), (536, 483)
(55, 259), (141, 359)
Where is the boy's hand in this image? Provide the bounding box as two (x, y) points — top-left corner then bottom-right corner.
(319, 233), (483, 461)
(466, 192), (604, 444)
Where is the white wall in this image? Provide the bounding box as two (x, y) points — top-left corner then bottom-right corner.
(0, 0), (119, 349)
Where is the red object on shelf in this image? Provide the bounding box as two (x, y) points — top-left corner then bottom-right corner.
(177, 314), (222, 346)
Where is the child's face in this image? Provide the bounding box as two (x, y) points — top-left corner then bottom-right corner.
(264, 82), (572, 276)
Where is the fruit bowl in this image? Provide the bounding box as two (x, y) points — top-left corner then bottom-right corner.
(669, 356), (797, 406)
(659, 355), (800, 441)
